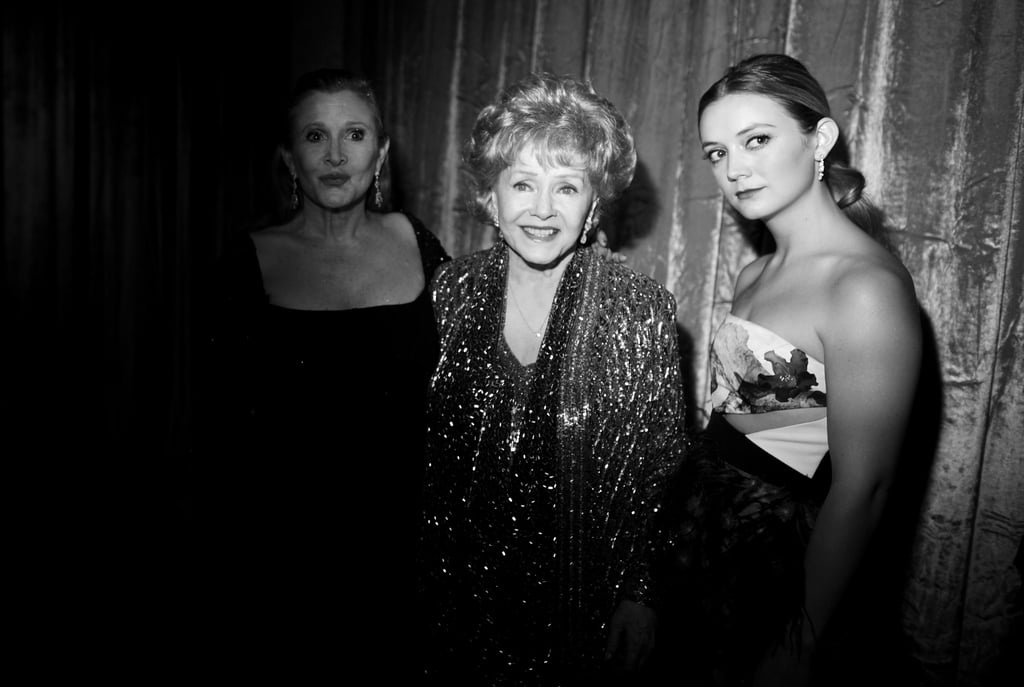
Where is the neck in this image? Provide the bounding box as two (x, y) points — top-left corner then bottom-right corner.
(763, 186), (848, 256)
(506, 246), (576, 288)
(295, 202), (374, 242)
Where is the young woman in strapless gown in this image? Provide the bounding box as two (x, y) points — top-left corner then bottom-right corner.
(655, 54), (922, 687)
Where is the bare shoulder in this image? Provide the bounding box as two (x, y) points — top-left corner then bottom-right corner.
(378, 211), (417, 245)
(825, 248), (920, 348)
(251, 221), (294, 244)
(249, 221), (300, 268)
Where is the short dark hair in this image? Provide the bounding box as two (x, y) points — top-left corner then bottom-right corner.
(273, 68), (391, 215)
(280, 68), (387, 148)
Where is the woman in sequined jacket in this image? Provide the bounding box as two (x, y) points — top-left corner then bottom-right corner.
(417, 72), (689, 685)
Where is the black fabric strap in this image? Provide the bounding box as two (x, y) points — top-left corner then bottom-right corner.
(705, 412), (831, 504)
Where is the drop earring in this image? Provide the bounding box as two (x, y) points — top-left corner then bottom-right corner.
(290, 172), (299, 210)
(816, 157), (825, 182)
(580, 203), (596, 245)
(374, 171), (384, 207)
(491, 213), (502, 242)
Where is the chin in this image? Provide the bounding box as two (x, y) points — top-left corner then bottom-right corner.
(317, 194), (366, 212)
(527, 249), (576, 270)
(728, 202), (769, 223)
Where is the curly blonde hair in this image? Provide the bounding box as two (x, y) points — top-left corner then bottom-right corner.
(463, 73), (636, 223)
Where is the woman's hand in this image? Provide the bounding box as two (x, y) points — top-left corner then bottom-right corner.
(605, 599), (656, 673)
(592, 229), (628, 263)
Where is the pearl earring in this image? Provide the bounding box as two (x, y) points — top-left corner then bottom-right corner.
(816, 157), (825, 182)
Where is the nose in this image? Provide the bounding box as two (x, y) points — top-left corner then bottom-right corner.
(530, 190), (555, 219)
(725, 150), (748, 182)
(325, 139), (346, 166)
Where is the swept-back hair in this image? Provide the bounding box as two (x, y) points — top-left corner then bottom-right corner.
(700, 53), (889, 244)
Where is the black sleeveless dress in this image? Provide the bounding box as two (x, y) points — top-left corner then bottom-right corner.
(192, 214), (450, 668)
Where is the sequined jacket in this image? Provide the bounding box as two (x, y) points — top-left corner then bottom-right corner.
(419, 243), (688, 681)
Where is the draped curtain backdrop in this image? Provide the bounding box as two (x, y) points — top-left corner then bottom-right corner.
(4, 1), (1021, 684)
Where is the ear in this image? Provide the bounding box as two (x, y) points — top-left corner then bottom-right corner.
(280, 146), (296, 177)
(814, 117), (840, 160)
(485, 190), (500, 224)
(376, 138), (391, 175)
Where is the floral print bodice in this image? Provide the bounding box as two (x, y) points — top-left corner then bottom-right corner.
(709, 313), (827, 414)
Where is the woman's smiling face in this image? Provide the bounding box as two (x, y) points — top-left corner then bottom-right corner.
(490, 144), (595, 272)
(699, 92), (817, 223)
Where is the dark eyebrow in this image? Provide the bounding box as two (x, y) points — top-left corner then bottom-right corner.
(300, 120), (372, 130)
(701, 122), (778, 149)
(736, 122), (777, 136)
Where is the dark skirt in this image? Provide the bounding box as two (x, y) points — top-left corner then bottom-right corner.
(650, 413), (830, 685)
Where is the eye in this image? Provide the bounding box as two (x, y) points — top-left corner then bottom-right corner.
(703, 149), (725, 164)
(557, 184), (578, 195)
(305, 129), (326, 143)
(746, 134), (771, 149)
(512, 181), (532, 192)
(348, 128), (366, 141)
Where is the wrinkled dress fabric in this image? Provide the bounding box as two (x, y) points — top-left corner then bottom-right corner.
(419, 244), (688, 685)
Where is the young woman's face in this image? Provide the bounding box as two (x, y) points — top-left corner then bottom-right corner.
(699, 93), (816, 223)
(490, 145), (595, 271)
(283, 89), (388, 211)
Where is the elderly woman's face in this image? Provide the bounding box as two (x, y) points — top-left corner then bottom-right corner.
(491, 145), (595, 271)
(283, 89), (388, 211)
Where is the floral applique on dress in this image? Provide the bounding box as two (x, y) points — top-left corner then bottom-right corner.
(709, 314), (827, 414)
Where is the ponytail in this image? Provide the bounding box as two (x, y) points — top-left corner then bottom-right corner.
(826, 159), (893, 251)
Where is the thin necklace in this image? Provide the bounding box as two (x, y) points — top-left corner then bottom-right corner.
(508, 284), (548, 339)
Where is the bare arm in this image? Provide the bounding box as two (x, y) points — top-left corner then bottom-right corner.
(803, 265), (921, 643)
(752, 263), (921, 687)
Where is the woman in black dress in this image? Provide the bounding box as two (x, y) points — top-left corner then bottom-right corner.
(194, 68), (450, 668)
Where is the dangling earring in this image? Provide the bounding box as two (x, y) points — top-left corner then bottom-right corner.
(816, 157), (825, 182)
(580, 203), (596, 245)
(290, 172), (299, 210)
(374, 171), (384, 207)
